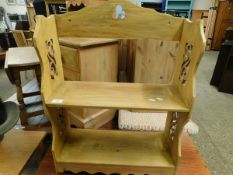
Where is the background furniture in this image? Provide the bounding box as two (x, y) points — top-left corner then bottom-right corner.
(211, 39), (233, 94)
(204, 0), (219, 50)
(4, 47), (43, 125)
(12, 30), (33, 47)
(59, 37), (118, 128)
(26, 4), (36, 31)
(212, 0), (233, 50)
(12, 30), (27, 47)
(164, 0), (193, 19)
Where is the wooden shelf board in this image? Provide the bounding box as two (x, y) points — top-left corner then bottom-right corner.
(59, 37), (119, 48)
(57, 129), (175, 169)
(47, 81), (189, 112)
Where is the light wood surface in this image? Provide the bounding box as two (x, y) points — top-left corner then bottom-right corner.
(46, 81), (189, 112)
(5, 47), (39, 67)
(0, 129), (46, 175)
(60, 37), (118, 127)
(27, 6), (36, 30)
(134, 39), (179, 84)
(172, 19), (206, 108)
(33, 1), (206, 173)
(59, 37), (119, 48)
(55, 0), (183, 40)
(12, 30), (28, 47)
(79, 44), (118, 81)
(36, 134), (211, 175)
(57, 129), (175, 174)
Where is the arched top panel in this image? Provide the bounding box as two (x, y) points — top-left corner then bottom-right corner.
(55, 0), (184, 40)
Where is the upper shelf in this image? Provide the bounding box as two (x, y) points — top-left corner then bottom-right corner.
(46, 81), (189, 112)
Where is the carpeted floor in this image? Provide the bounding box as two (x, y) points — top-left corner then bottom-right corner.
(0, 51), (233, 174)
(192, 51), (233, 175)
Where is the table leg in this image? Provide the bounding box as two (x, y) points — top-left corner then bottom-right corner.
(35, 66), (41, 88)
(14, 69), (28, 125)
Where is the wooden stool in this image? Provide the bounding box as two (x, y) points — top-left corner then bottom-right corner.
(4, 47), (44, 125)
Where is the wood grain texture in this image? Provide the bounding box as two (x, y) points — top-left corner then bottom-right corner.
(33, 15), (64, 102)
(79, 44), (118, 81)
(55, 0), (183, 40)
(60, 37), (118, 127)
(12, 30), (28, 47)
(0, 129), (46, 175)
(53, 129), (175, 174)
(36, 135), (211, 175)
(134, 39), (179, 84)
(47, 81), (189, 112)
(212, 0), (233, 50)
(33, 2), (205, 174)
(172, 19), (206, 108)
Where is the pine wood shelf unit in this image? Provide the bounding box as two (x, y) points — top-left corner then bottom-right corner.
(33, 0), (206, 174)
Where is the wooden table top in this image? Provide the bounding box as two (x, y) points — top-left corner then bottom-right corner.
(4, 47), (39, 68)
(0, 129), (46, 175)
(36, 134), (211, 175)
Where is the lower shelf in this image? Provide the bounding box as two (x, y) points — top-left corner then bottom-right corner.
(56, 129), (175, 174)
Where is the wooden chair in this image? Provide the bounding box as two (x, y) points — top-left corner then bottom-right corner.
(33, 0), (205, 174)
(12, 30), (27, 47)
(12, 30), (33, 47)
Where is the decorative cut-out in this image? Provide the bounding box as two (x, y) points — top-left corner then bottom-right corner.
(67, 0), (85, 12)
(45, 39), (58, 79)
(179, 43), (193, 85)
(169, 112), (178, 141)
(112, 5), (126, 19)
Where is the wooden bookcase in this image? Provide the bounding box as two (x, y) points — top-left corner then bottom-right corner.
(33, 0), (205, 174)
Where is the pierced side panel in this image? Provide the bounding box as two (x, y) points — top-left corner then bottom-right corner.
(55, 0), (183, 40)
(173, 19), (206, 108)
(163, 112), (190, 166)
(33, 15), (64, 102)
(44, 107), (68, 160)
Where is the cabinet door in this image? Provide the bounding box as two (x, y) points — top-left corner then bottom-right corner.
(212, 1), (233, 50)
